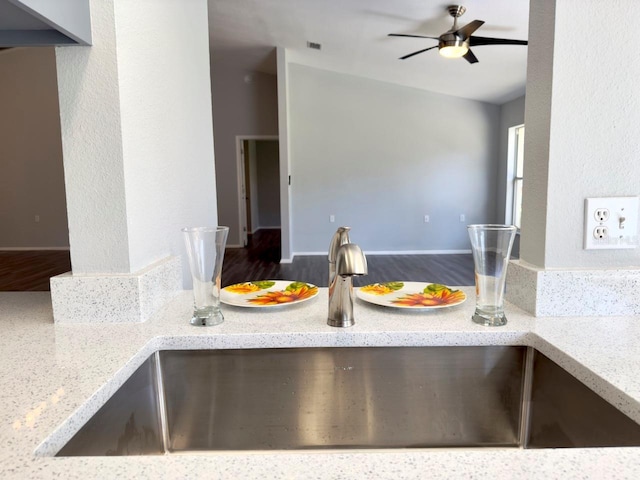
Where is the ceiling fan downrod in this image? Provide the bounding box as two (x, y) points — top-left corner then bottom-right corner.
(447, 5), (466, 30)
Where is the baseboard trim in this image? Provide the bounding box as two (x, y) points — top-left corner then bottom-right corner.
(0, 246), (71, 251)
(366, 249), (472, 255)
(252, 227), (281, 231)
(293, 249), (471, 256)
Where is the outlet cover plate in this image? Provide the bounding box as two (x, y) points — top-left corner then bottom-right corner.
(584, 196), (639, 249)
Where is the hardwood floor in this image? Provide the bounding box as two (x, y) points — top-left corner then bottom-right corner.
(222, 253), (475, 288)
(0, 250), (71, 291)
(0, 230), (476, 291)
(222, 229), (475, 287)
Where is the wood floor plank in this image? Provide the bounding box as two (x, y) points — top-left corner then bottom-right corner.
(0, 251), (71, 291)
(0, 230), (477, 292)
(221, 229), (475, 287)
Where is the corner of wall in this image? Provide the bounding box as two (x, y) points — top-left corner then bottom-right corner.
(276, 47), (292, 261)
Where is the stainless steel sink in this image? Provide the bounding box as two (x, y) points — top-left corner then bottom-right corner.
(56, 346), (640, 456)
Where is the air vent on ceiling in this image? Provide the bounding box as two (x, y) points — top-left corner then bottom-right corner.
(306, 41), (321, 50)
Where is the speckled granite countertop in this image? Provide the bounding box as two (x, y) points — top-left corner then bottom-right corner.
(2, 288), (640, 479)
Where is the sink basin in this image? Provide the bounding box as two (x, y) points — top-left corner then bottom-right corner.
(56, 346), (640, 456)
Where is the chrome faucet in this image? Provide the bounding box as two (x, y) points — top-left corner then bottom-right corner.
(328, 226), (351, 287)
(327, 227), (368, 327)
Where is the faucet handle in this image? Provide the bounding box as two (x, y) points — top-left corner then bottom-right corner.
(328, 226), (351, 262)
(336, 243), (368, 276)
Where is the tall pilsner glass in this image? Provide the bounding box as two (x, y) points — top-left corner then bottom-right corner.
(182, 226), (229, 326)
(467, 224), (517, 327)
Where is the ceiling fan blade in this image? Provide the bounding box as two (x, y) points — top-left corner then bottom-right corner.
(454, 20), (484, 40)
(388, 33), (440, 40)
(463, 49), (479, 64)
(469, 36), (528, 47)
(399, 45), (439, 60)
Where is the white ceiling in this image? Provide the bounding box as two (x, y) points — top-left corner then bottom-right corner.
(207, 0), (529, 105)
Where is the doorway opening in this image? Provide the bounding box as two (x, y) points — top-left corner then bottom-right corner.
(236, 136), (281, 262)
(0, 47), (71, 291)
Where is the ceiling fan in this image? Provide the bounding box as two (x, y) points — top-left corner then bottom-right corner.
(388, 5), (527, 64)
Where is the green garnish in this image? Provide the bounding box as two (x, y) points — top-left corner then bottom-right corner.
(423, 283), (454, 294)
(286, 281), (310, 291)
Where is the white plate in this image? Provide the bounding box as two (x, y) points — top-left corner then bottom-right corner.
(356, 282), (466, 310)
(221, 280), (319, 308)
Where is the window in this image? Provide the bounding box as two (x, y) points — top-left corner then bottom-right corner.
(507, 124), (525, 229)
(513, 125), (525, 229)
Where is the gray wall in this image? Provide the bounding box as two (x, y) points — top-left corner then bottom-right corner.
(497, 95), (526, 224)
(0, 47), (69, 248)
(248, 140), (259, 233)
(255, 140), (281, 228)
(211, 68), (278, 246)
(288, 64), (501, 253)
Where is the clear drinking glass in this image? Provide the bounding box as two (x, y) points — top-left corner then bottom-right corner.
(467, 224), (517, 327)
(182, 226), (229, 326)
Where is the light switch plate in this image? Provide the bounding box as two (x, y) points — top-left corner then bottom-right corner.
(584, 196), (639, 249)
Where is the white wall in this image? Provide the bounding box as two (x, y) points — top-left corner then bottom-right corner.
(521, 0), (640, 269)
(56, 0), (130, 273)
(276, 47), (293, 261)
(211, 68), (278, 246)
(0, 47), (69, 248)
(56, 0), (218, 282)
(248, 140), (259, 233)
(115, 0), (218, 273)
(288, 64), (501, 253)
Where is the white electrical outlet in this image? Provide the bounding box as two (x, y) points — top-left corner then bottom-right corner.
(329, 214), (335, 223)
(593, 226), (608, 240)
(424, 215), (430, 223)
(594, 209), (610, 223)
(459, 214), (465, 222)
(584, 197), (639, 249)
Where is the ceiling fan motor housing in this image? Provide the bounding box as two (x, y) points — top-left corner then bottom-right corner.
(439, 32), (469, 51)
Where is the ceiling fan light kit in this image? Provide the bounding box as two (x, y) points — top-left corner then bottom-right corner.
(438, 35), (469, 58)
(388, 4), (527, 64)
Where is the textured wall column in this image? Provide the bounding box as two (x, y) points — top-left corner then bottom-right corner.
(56, 0), (130, 274)
(508, 0), (640, 316)
(520, 0), (640, 270)
(52, 0), (218, 322)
